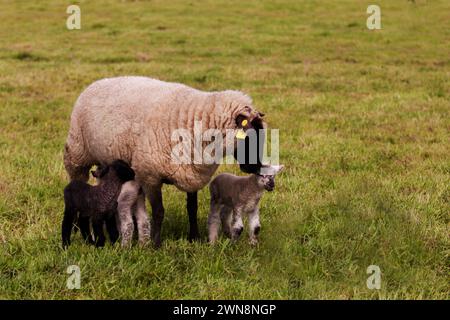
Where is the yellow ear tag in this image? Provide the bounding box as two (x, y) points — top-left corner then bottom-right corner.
(236, 129), (246, 140)
(241, 119), (248, 127)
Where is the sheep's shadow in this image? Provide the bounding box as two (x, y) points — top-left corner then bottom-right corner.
(146, 206), (208, 243)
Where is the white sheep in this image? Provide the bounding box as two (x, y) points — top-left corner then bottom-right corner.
(64, 76), (266, 247)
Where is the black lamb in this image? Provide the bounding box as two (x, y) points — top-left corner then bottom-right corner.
(61, 160), (135, 248)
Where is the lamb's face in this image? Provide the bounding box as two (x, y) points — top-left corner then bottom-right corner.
(234, 109), (266, 174)
(257, 165), (284, 192)
(257, 174), (276, 192)
(91, 165), (108, 181)
(90, 160), (135, 184)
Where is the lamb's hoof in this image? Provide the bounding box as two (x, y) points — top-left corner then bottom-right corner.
(231, 226), (244, 240)
(153, 240), (162, 249)
(188, 235), (199, 242)
(188, 229), (200, 242)
(121, 240), (132, 249)
(138, 238), (151, 247)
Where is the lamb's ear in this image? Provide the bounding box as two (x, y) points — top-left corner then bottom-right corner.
(271, 164), (284, 175)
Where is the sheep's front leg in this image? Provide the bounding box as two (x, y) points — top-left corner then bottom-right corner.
(147, 186), (164, 248)
(135, 192), (150, 246)
(187, 192), (199, 242)
(207, 202), (222, 244)
(231, 208), (244, 241)
(248, 208), (261, 246)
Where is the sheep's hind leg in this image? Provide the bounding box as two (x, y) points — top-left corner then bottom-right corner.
(187, 192), (199, 242)
(63, 145), (92, 182)
(207, 202), (222, 244)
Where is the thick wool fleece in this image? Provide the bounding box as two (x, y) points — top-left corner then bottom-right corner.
(64, 76), (262, 193)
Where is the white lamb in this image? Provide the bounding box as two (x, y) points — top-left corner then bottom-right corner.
(208, 165), (284, 245)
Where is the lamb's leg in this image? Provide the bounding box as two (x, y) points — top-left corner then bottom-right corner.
(61, 200), (77, 248)
(79, 216), (94, 244)
(248, 208), (261, 246)
(220, 206), (233, 239)
(231, 208), (244, 241)
(187, 191), (199, 242)
(135, 192), (150, 246)
(207, 202), (222, 244)
(146, 186), (164, 248)
(106, 213), (119, 244)
(117, 191), (136, 248)
(92, 219), (106, 248)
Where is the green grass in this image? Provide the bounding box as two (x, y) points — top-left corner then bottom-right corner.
(0, 0), (449, 299)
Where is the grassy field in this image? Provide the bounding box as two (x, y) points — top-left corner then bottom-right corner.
(0, 0), (448, 299)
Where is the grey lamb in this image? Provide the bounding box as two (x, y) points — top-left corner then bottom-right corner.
(117, 180), (150, 247)
(208, 165), (284, 245)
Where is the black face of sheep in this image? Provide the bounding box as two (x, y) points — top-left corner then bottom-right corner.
(234, 114), (266, 174)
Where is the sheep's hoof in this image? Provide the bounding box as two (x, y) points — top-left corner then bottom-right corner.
(249, 238), (259, 246)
